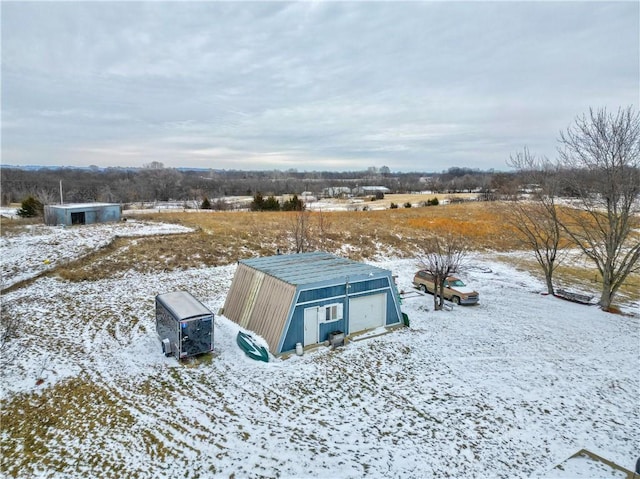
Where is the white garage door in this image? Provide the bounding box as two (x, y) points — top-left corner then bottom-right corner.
(348, 293), (385, 333)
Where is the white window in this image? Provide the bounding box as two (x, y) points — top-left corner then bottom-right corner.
(322, 303), (343, 322)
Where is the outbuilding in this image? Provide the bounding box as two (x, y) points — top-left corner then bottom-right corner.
(352, 186), (391, 196)
(223, 252), (403, 355)
(44, 203), (121, 226)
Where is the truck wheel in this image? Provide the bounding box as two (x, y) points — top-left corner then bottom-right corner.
(419, 284), (427, 293)
(452, 296), (460, 305)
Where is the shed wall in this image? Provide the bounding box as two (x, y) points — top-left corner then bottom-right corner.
(282, 299), (347, 353)
(246, 275), (296, 352)
(44, 204), (121, 226)
(223, 263), (296, 353)
(279, 275), (402, 353)
(223, 264), (254, 323)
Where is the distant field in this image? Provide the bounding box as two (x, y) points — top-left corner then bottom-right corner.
(304, 192), (479, 210)
(2, 200), (638, 303)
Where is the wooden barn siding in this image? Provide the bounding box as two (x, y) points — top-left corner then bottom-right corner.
(239, 271), (265, 328)
(246, 275), (296, 353)
(223, 264), (260, 325)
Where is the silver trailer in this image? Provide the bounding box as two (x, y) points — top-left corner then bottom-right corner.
(155, 291), (214, 360)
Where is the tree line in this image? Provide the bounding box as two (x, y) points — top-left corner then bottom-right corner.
(1, 164), (509, 207)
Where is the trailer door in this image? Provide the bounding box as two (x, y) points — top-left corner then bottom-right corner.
(180, 316), (213, 357)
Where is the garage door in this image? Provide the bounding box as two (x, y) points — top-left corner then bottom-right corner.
(348, 293), (385, 333)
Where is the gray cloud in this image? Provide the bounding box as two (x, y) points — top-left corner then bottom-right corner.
(2, 1), (638, 171)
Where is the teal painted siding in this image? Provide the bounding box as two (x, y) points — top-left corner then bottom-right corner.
(385, 290), (402, 325)
(318, 319), (346, 342)
(298, 284), (346, 303)
(282, 298), (347, 352)
(279, 276), (400, 353)
(349, 277), (388, 294)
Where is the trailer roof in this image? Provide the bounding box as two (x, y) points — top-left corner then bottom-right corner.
(156, 291), (213, 320)
(240, 252), (390, 286)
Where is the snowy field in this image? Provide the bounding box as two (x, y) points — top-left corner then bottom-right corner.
(0, 215), (192, 289)
(1, 220), (638, 478)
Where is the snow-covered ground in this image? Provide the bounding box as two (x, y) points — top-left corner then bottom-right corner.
(1, 220), (638, 478)
(0, 216), (192, 289)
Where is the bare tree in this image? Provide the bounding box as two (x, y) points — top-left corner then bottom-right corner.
(143, 161), (165, 169)
(418, 233), (469, 310)
(284, 208), (334, 253)
(314, 209), (332, 250)
(558, 106), (640, 310)
(36, 187), (60, 206)
(288, 208), (313, 253)
(507, 148), (569, 294)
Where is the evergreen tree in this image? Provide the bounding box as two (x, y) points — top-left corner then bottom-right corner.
(250, 192), (265, 211)
(201, 197), (212, 209)
(282, 194), (304, 211)
(263, 195), (280, 211)
(16, 196), (43, 218)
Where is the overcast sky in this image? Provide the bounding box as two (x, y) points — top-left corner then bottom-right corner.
(2, 1), (638, 172)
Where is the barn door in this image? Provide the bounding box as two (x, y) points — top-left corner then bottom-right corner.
(71, 212), (86, 225)
(303, 307), (319, 346)
(348, 294), (385, 334)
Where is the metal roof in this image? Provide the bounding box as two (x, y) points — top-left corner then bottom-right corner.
(156, 291), (213, 321)
(240, 252), (390, 286)
(47, 203), (119, 210)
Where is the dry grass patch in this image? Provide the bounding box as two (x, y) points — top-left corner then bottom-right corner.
(0, 375), (135, 478)
(554, 262), (640, 303)
(0, 215), (42, 236)
(493, 254), (640, 303)
(55, 231), (236, 281)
